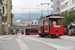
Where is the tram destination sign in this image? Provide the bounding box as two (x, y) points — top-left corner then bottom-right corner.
(54, 26), (60, 27)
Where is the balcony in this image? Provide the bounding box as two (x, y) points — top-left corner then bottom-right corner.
(61, 0), (69, 6)
(61, 4), (75, 12)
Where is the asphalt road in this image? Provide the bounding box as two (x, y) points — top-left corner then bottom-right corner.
(0, 33), (75, 50)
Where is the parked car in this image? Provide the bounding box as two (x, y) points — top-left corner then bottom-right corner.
(68, 29), (75, 36)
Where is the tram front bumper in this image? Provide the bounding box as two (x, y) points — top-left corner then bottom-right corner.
(56, 33), (59, 36)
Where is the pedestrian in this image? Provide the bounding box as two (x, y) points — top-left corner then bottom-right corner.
(21, 30), (24, 35)
(11, 29), (14, 35)
(4, 31), (6, 35)
(16, 29), (19, 35)
(15, 31), (18, 35)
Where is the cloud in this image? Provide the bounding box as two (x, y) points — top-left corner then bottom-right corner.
(12, 0), (50, 13)
(12, 0), (50, 21)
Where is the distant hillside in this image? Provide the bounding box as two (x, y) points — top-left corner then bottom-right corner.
(14, 15), (41, 21)
(14, 10), (49, 21)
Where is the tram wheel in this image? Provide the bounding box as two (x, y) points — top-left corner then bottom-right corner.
(57, 36), (60, 38)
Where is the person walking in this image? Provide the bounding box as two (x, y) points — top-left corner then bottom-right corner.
(16, 29), (19, 35)
(4, 31), (6, 35)
(21, 30), (24, 35)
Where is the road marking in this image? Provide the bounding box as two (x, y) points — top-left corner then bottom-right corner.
(5, 38), (13, 39)
(3, 35), (17, 40)
(23, 36), (73, 50)
(16, 38), (29, 50)
(61, 36), (75, 40)
(18, 36), (22, 39)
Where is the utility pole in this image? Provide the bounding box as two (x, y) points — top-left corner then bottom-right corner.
(28, 11), (31, 34)
(29, 11), (31, 30)
(41, 3), (50, 17)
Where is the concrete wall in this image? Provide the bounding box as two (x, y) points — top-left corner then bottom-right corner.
(14, 25), (38, 33)
(0, 2), (2, 35)
(53, 0), (61, 14)
(0, 16), (2, 34)
(61, 0), (75, 13)
(0, 0), (7, 35)
(50, 0), (53, 14)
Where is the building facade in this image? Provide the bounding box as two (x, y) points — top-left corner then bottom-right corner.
(50, 0), (53, 14)
(0, 0), (3, 35)
(13, 20), (38, 33)
(0, 0), (13, 35)
(61, 0), (75, 13)
(0, 0), (7, 35)
(6, 0), (11, 35)
(50, 0), (61, 14)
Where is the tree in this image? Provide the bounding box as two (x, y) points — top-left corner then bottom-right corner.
(61, 9), (75, 27)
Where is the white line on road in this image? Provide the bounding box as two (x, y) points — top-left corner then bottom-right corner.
(22, 36), (73, 50)
(16, 38), (29, 50)
(61, 36), (75, 40)
(18, 36), (22, 39)
(3, 35), (17, 40)
(5, 38), (13, 39)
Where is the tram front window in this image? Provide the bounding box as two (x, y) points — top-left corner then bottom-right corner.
(50, 20), (57, 25)
(58, 19), (60, 25)
(52, 21), (56, 25)
(58, 19), (62, 25)
(26, 29), (30, 33)
(49, 19), (62, 25)
(35, 30), (38, 33)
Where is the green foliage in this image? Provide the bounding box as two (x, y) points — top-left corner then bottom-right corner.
(61, 9), (75, 27)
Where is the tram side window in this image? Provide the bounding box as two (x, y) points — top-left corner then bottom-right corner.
(26, 29), (30, 33)
(50, 20), (51, 25)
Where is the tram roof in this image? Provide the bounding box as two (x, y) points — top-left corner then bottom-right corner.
(48, 16), (63, 18)
(46, 14), (63, 18)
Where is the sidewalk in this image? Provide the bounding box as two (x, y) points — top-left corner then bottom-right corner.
(0, 35), (12, 40)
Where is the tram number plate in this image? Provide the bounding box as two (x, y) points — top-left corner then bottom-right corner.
(54, 26), (60, 27)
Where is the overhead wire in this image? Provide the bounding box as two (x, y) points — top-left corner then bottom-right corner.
(14, 0), (50, 20)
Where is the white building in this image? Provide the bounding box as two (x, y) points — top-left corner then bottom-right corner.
(14, 20), (38, 33)
(61, 0), (75, 13)
(50, 0), (61, 14)
(14, 20), (38, 26)
(0, 0), (3, 34)
(0, 0), (7, 35)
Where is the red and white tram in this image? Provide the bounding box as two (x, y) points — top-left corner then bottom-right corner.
(38, 14), (64, 37)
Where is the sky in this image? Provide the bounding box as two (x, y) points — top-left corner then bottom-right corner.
(12, 0), (50, 21)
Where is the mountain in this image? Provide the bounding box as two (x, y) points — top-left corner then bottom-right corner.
(14, 10), (50, 21)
